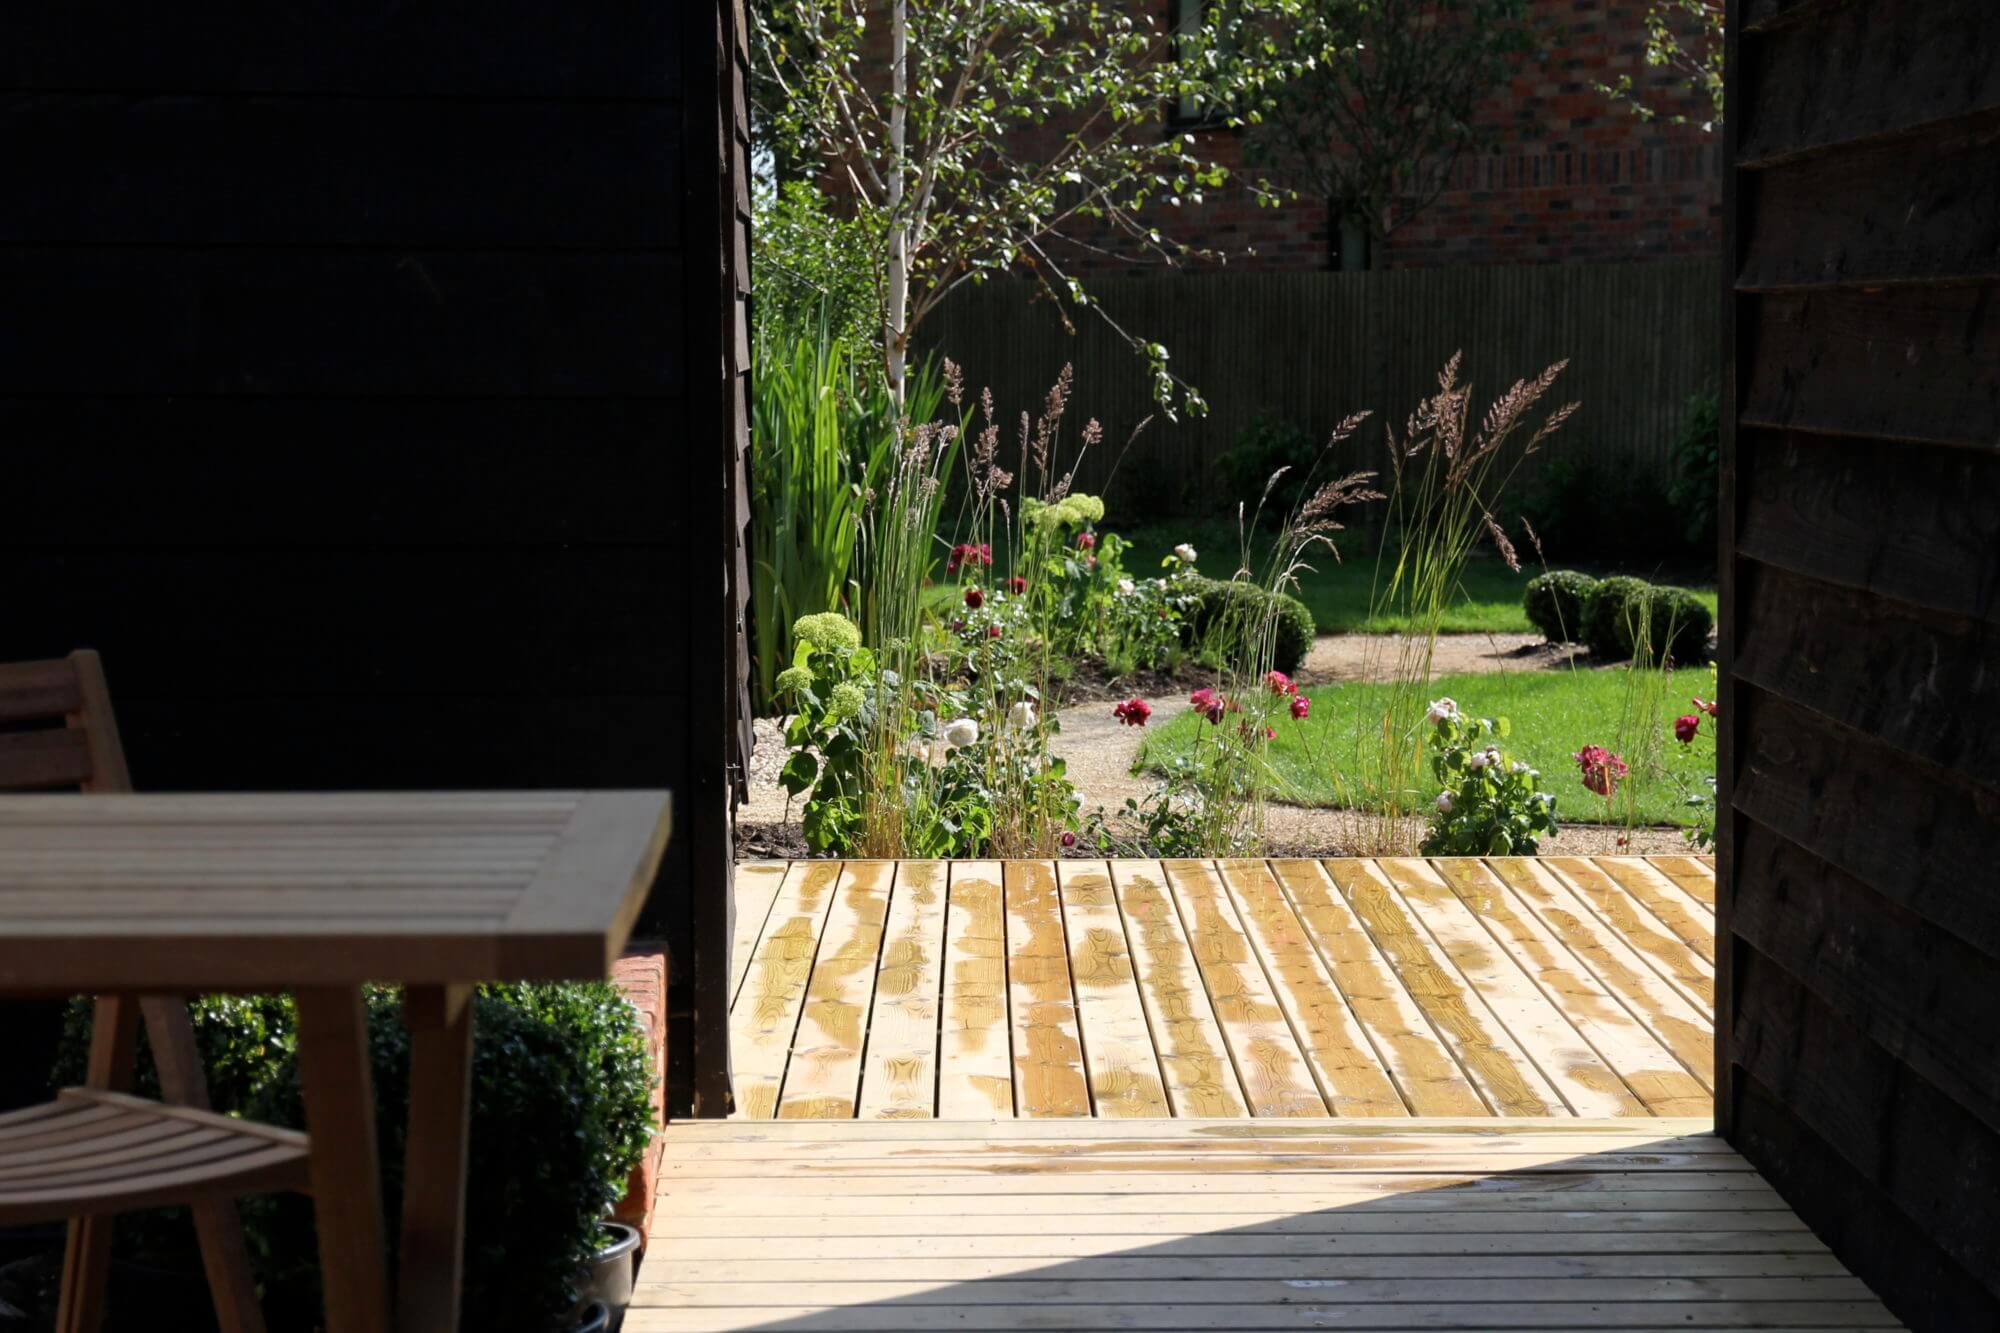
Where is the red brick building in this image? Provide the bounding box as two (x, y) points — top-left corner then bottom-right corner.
(1052, 0), (1722, 273)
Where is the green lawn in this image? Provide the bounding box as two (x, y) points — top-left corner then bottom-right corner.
(1118, 519), (1718, 636)
(1137, 664), (1714, 826)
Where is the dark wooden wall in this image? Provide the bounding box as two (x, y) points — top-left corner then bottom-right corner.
(1720, 1), (2000, 1327)
(0, 2), (751, 1114)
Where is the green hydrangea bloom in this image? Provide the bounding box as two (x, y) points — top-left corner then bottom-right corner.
(774, 665), (812, 695)
(826, 681), (866, 723)
(792, 612), (860, 654)
(1065, 494), (1105, 524)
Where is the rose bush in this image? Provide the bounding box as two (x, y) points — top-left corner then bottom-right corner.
(1420, 701), (1558, 856)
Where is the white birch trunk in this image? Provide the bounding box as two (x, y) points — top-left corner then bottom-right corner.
(883, 0), (910, 403)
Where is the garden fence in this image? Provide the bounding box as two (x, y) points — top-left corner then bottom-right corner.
(917, 259), (1719, 519)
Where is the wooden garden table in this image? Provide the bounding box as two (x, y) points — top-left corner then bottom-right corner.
(0, 791), (673, 1333)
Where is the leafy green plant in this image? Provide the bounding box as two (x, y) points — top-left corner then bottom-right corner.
(1420, 700), (1558, 856)
(54, 986), (650, 1332)
(1214, 414), (1319, 521)
(1185, 576), (1316, 675)
(774, 611), (876, 854)
(1523, 569), (1598, 644)
(1667, 388), (1720, 556)
(1582, 576), (1713, 662)
(1581, 575), (1655, 658)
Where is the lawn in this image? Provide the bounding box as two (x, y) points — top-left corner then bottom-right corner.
(1136, 663), (1714, 827)
(1118, 519), (1718, 636)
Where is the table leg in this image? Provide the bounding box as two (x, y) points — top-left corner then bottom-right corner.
(296, 986), (391, 1333)
(55, 996), (138, 1333)
(396, 984), (474, 1333)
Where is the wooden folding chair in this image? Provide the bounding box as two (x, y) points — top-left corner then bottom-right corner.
(0, 651), (308, 1333)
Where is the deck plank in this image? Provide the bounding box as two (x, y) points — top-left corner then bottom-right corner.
(856, 861), (947, 1120)
(1325, 859), (1566, 1116)
(1486, 859), (1714, 1089)
(1108, 860), (1248, 1117)
(1272, 859), (1487, 1116)
(937, 861), (1013, 1118)
(1216, 859), (1407, 1116)
(726, 861), (788, 1008)
(727, 861), (842, 1120)
(1380, 858), (1647, 1117)
(1644, 854), (1717, 908)
(1160, 859), (1326, 1117)
(1545, 858), (1716, 1009)
(1055, 861), (1170, 1117)
(1593, 857), (1721, 955)
(1440, 859), (1709, 1116)
(1004, 860), (1091, 1117)
(775, 860), (892, 1120)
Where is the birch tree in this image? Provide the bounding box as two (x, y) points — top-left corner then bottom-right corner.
(752, 0), (1301, 414)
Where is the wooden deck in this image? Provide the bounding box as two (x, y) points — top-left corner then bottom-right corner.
(727, 857), (1718, 1121)
(633, 1117), (1903, 1330)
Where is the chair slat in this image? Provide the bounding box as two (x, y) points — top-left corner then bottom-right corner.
(0, 729), (94, 790)
(0, 658), (82, 723)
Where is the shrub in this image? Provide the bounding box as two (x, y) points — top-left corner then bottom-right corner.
(54, 985), (652, 1332)
(1184, 576), (1315, 674)
(1581, 576), (1713, 662)
(1522, 570), (1598, 643)
(1213, 413), (1319, 521)
(1581, 575), (1654, 659)
(1420, 702), (1559, 856)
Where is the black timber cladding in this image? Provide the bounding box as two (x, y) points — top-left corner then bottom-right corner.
(0, 1), (749, 1114)
(1721, 1), (2000, 1328)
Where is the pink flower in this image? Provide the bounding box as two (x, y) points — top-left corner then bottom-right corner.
(1265, 670), (1294, 695)
(1674, 714), (1701, 744)
(1189, 687), (1217, 710)
(945, 542), (992, 574)
(1113, 698), (1152, 727)
(1574, 744), (1630, 798)
(1693, 696), (1719, 718)
(987, 624), (1002, 640)
(1007, 576), (1028, 594)
(1264, 726), (1277, 740)
(1075, 531), (1096, 550)
(1290, 694), (1311, 721)
(965, 586), (984, 609)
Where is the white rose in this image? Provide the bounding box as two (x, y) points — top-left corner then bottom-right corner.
(1435, 791), (1455, 814)
(1009, 701), (1038, 730)
(1467, 751), (1488, 771)
(1117, 578), (1136, 596)
(1173, 543), (1198, 565)
(1483, 747), (1503, 769)
(1426, 697), (1460, 725)
(942, 717), (979, 749)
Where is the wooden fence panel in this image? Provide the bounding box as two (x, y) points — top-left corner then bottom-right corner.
(917, 261), (1718, 515)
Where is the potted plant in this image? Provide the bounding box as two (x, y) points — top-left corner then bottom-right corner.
(51, 983), (654, 1332)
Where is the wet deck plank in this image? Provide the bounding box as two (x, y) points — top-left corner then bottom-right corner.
(729, 856), (1716, 1122)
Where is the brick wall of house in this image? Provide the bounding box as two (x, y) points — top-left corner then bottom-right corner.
(854, 0), (1721, 273)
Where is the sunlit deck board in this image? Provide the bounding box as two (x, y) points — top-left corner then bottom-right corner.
(728, 856), (1716, 1121)
(1437, 859), (1710, 1116)
(725, 860), (787, 1007)
(1109, 859), (1248, 1117)
(1217, 858), (1407, 1116)
(855, 860), (945, 1119)
(1272, 859), (1488, 1116)
(1004, 860), (1091, 1117)
(1380, 857), (1646, 1117)
(728, 860), (841, 1119)
(1487, 858), (1715, 1089)
(636, 1118), (1903, 1332)
(1645, 853), (1718, 907)
(936, 860), (1012, 1118)
(1594, 857), (1721, 959)
(1547, 857), (1717, 1010)
(1162, 858), (1326, 1117)
(1326, 859), (1568, 1115)
(775, 860), (892, 1119)
(1055, 860), (1169, 1117)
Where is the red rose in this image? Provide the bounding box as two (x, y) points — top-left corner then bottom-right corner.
(987, 625), (1002, 639)
(1060, 830), (1077, 848)
(1574, 744), (1630, 798)
(1007, 576), (1028, 594)
(1674, 713), (1701, 744)
(1265, 670), (1294, 695)
(1075, 531), (1096, 550)
(965, 587), (984, 609)
(1113, 698), (1152, 727)
(1290, 694), (1311, 720)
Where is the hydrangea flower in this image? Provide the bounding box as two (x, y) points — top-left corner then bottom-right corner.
(827, 681), (865, 723)
(774, 665), (812, 695)
(793, 612), (860, 654)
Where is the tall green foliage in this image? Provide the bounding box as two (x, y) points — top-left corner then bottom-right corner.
(749, 305), (944, 712)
